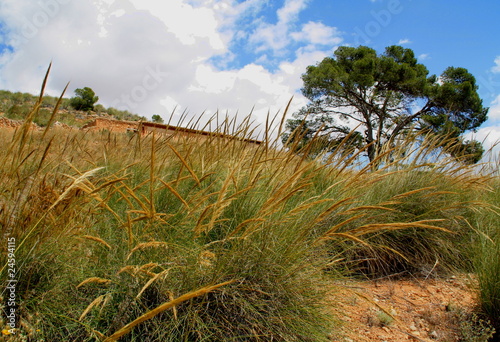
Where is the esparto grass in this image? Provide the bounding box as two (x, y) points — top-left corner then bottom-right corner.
(0, 67), (499, 341)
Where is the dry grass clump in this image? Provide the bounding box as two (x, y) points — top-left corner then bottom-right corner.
(0, 67), (498, 341)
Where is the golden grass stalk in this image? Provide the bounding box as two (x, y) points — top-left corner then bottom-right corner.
(323, 232), (371, 246)
(79, 294), (106, 321)
(314, 214), (367, 245)
(167, 142), (200, 186)
(42, 81), (70, 139)
(194, 168), (237, 236)
(77, 277), (112, 288)
(280, 198), (334, 222)
(226, 218), (266, 239)
(79, 235), (112, 250)
(125, 212), (134, 249)
(117, 263), (159, 278)
(421, 191), (457, 198)
(120, 183), (150, 212)
(198, 250), (216, 267)
(17, 65), (50, 150)
(313, 198), (355, 224)
(3, 166), (105, 266)
(136, 269), (170, 300)
(149, 133), (156, 214)
(348, 220), (450, 236)
(390, 187), (437, 199)
(138, 262), (161, 276)
(103, 280), (235, 342)
(167, 291), (178, 320)
(90, 178), (128, 194)
(33, 136), (54, 177)
(49, 167), (105, 211)
(341, 206), (396, 214)
(158, 179), (189, 209)
(126, 241), (168, 261)
(117, 265), (138, 276)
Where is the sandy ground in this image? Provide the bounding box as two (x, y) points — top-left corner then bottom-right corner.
(330, 274), (479, 342)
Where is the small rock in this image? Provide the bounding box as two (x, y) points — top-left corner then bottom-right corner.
(409, 324), (417, 331)
(429, 331), (438, 339)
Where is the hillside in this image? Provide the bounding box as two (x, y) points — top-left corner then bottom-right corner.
(0, 89), (146, 128)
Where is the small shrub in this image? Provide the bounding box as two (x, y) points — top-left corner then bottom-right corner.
(458, 313), (496, 342)
(376, 310), (394, 326)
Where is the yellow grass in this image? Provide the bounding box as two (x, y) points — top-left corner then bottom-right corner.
(103, 280), (235, 341)
(77, 277), (112, 288)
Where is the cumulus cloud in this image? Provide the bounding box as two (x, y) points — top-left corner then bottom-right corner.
(488, 94), (500, 121)
(248, 0), (342, 72)
(291, 21), (342, 46)
(0, 0), (340, 138)
(277, 0), (310, 24)
(129, 0), (225, 50)
(398, 38), (411, 45)
(249, 0), (310, 53)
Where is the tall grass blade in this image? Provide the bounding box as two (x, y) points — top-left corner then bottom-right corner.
(103, 280), (235, 341)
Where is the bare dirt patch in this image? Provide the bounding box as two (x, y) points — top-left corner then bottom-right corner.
(330, 275), (479, 342)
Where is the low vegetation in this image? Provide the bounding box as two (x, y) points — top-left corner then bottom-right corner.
(0, 88), (145, 128)
(0, 69), (498, 341)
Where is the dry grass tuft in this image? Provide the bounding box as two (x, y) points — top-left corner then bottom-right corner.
(103, 280), (235, 342)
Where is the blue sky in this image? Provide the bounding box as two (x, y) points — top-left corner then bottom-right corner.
(0, 0), (499, 155)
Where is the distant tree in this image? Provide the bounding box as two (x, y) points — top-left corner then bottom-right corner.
(284, 45), (488, 166)
(70, 87), (99, 111)
(94, 104), (106, 114)
(151, 114), (164, 123)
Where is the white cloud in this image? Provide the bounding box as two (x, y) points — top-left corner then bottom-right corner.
(491, 56), (500, 74)
(418, 53), (430, 60)
(189, 64), (236, 94)
(0, 0), (338, 138)
(464, 125), (500, 164)
(250, 17), (341, 57)
(279, 47), (332, 89)
(291, 21), (342, 46)
(184, 60), (305, 128)
(465, 89), (500, 163)
(129, 0), (226, 51)
(488, 94), (500, 121)
(277, 0), (309, 24)
(159, 96), (180, 116)
(398, 38), (411, 45)
(249, 0), (310, 53)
